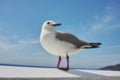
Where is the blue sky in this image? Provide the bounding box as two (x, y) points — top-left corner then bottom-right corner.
(0, 0), (120, 69)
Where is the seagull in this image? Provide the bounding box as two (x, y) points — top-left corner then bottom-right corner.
(40, 20), (101, 71)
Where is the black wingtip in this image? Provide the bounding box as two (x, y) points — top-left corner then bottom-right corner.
(87, 42), (102, 49)
(97, 43), (102, 45)
(89, 43), (102, 45)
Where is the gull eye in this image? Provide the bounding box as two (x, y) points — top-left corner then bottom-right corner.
(47, 22), (50, 24)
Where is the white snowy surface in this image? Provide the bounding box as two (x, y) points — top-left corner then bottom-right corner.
(0, 66), (120, 78)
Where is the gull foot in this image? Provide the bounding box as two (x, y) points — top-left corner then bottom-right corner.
(58, 67), (69, 71)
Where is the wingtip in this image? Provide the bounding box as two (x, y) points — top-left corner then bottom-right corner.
(97, 43), (102, 45)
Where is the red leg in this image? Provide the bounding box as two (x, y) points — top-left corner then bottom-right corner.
(66, 54), (69, 70)
(57, 54), (69, 71)
(57, 56), (61, 69)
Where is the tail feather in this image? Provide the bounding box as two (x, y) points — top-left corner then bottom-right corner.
(84, 43), (102, 49)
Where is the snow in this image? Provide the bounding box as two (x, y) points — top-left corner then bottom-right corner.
(0, 66), (120, 78)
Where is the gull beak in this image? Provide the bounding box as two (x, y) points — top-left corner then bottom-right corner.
(52, 23), (61, 27)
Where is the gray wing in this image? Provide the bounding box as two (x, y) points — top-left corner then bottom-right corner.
(55, 32), (88, 48)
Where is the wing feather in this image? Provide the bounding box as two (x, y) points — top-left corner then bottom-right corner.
(55, 32), (88, 48)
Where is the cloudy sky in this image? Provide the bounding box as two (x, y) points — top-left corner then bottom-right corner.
(0, 0), (120, 69)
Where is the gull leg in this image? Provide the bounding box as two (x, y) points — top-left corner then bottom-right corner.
(58, 54), (69, 71)
(66, 54), (69, 70)
(57, 56), (61, 69)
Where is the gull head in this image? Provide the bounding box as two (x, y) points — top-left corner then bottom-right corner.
(42, 20), (61, 31)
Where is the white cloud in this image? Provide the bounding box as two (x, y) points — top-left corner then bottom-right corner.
(102, 15), (113, 23)
(105, 6), (111, 11)
(18, 39), (39, 45)
(0, 36), (39, 51)
(0, 42), (15, 50)
(81, 6), (120, 37)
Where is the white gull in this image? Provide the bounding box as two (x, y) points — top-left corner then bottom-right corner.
(40, 20), (101, 71)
